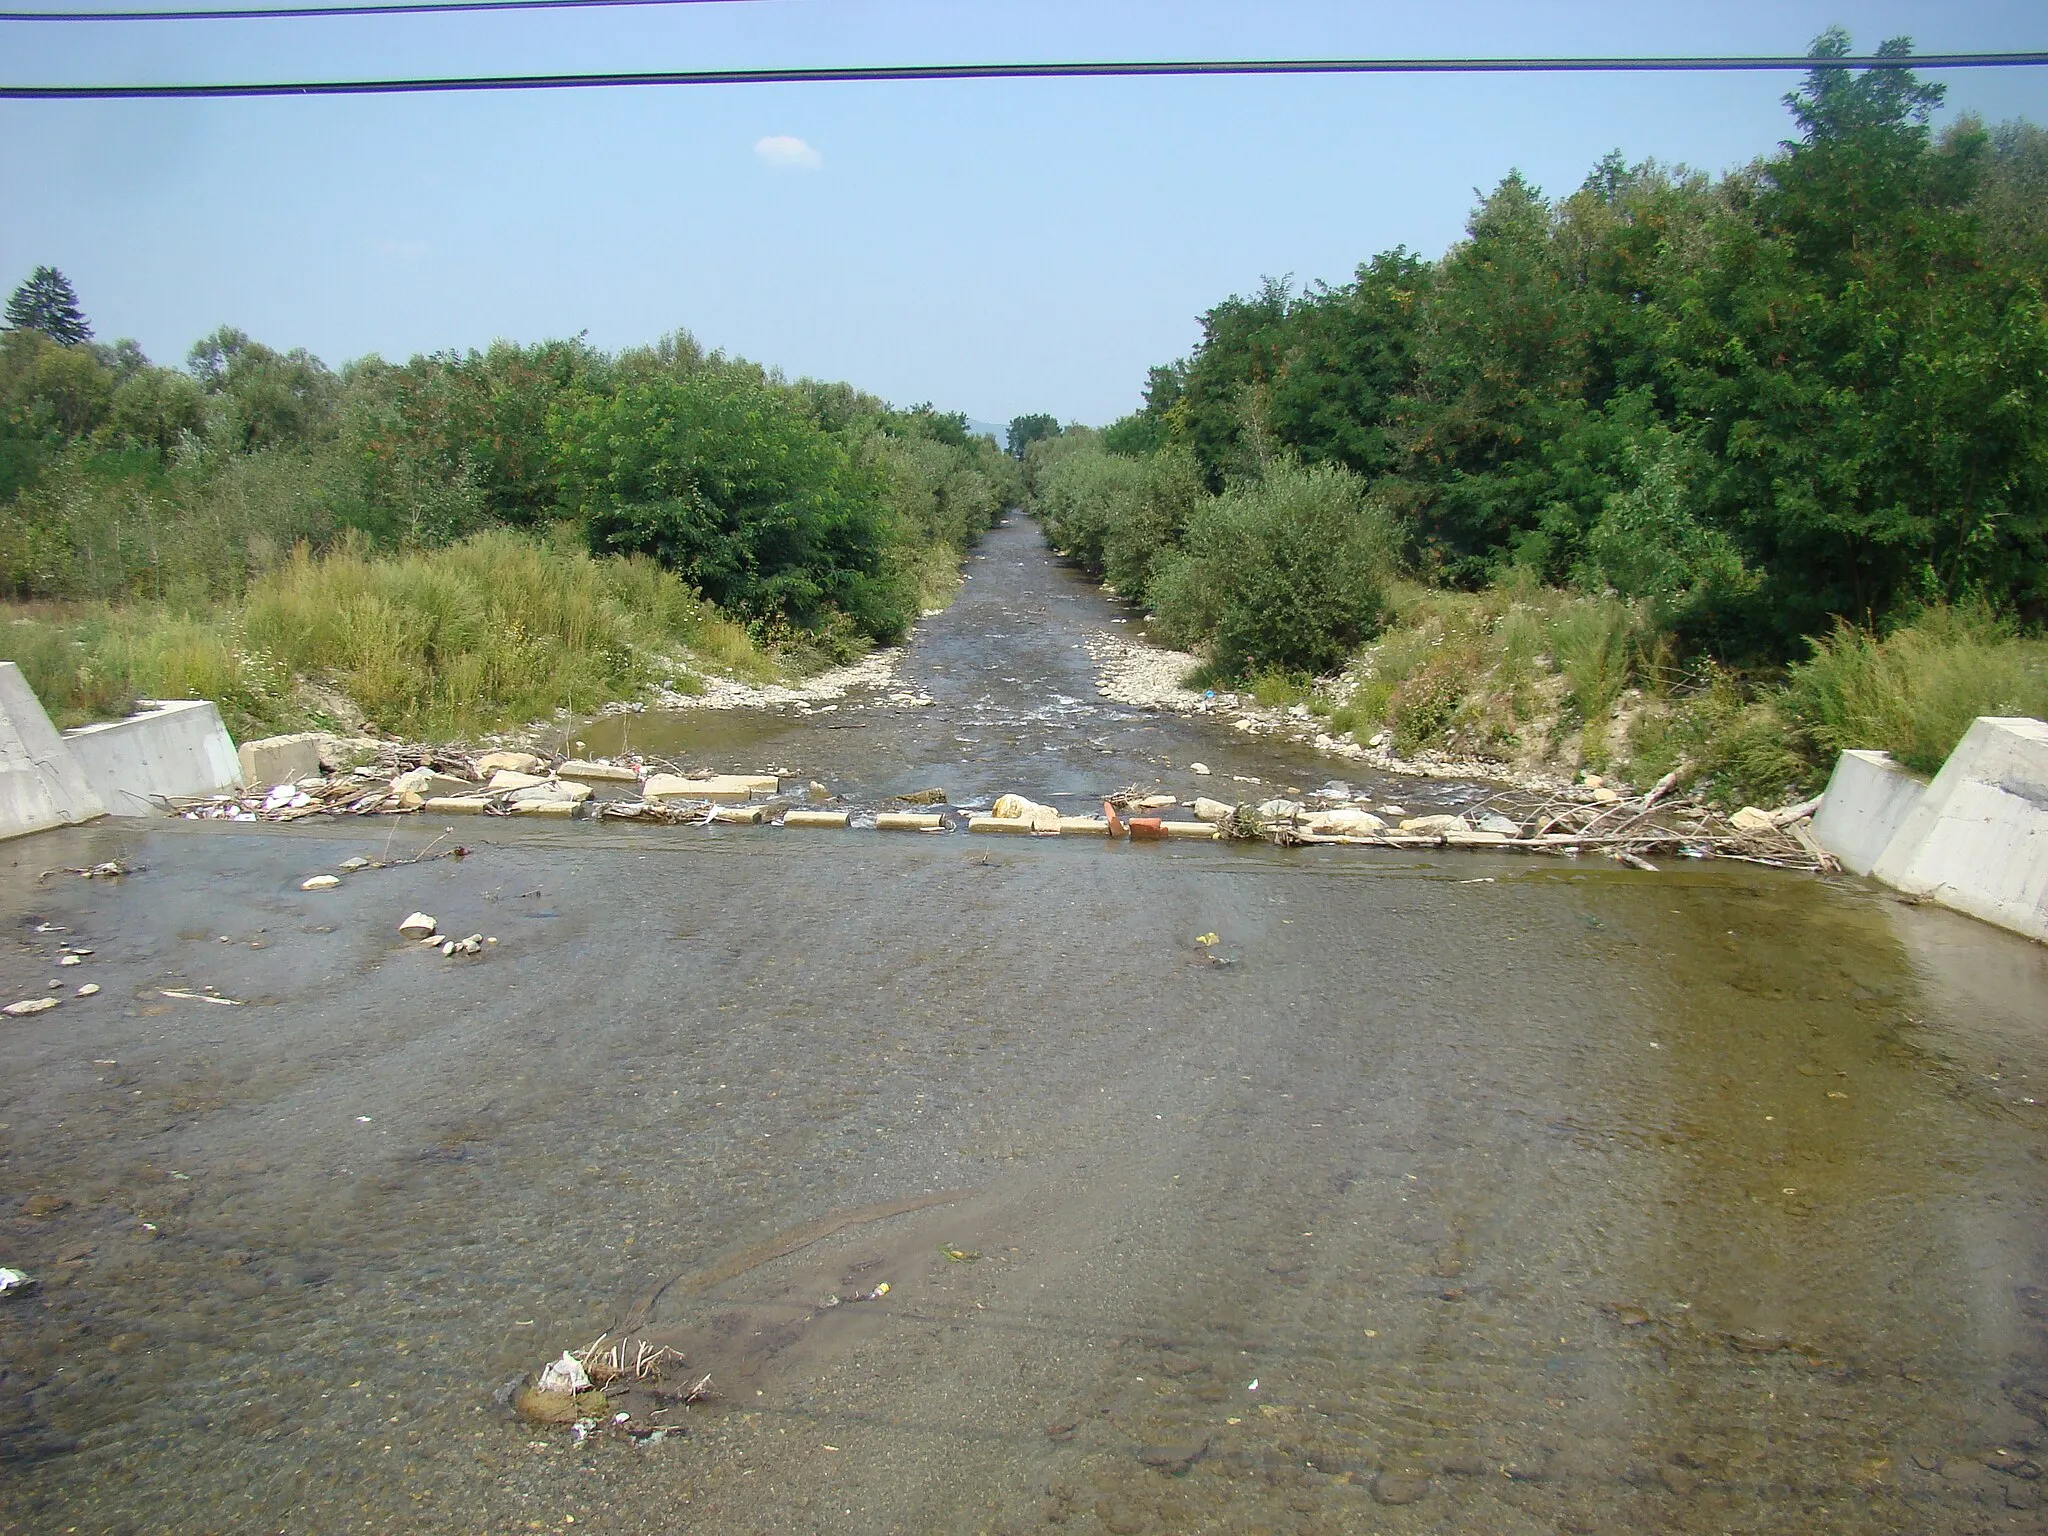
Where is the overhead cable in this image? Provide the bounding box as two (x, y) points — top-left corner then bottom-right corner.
(2, 0), (761, 20)
(3, 52), (2043, 99)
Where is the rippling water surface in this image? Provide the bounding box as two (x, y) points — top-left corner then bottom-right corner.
(2, 520), (2045, 1535)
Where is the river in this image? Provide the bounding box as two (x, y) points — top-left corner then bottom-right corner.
(2, 519), (2046, 1535)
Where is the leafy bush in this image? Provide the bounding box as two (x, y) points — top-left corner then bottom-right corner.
(1148, 462), (1391, 677)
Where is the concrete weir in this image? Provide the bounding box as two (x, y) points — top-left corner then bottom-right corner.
(0, 662), (106, 840)
(1814, 716), (2048, 943)
(63, 700), (243, 814)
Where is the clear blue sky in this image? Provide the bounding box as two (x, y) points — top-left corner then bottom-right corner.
(3, 1), (2043, 426)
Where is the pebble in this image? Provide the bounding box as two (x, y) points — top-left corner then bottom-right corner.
(1372, 1471), (1430, 1505)
(1190, 762), (1211, 775)
(3, 998), (60, 1017)
(300, 875), (341, 891)
(75, 984), (99, 998)
(398, 913), (438, 940)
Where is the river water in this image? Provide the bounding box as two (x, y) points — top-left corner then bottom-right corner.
(3, 520), (2047, 1535)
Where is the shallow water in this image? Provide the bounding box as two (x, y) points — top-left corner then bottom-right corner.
(2, 525), (2046, 1536)
(573, 516), (1478, 815)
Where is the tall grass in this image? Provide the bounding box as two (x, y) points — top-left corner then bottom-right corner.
(1, 531), (777, 742)
(1786, 604), (2048, 775)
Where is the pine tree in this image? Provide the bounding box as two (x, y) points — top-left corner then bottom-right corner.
(4, 266), (93, 345)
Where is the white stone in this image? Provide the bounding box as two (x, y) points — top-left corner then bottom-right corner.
(398, 912), (438, 939)
(474, 750), (544, 776)
(1191, 797), (1235, 823)
(391, 766), (476, 797)
(75, 983), (99, 997)
(1190, 763), (1211, 775)
(300, 874), (341, 890)
(3, 997), (59, 1017)
(1134, 794), (1178, 810)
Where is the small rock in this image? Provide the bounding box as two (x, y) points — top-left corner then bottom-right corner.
(807, 781), (830, 801)
(75, 983), (99, 997)
(300, 875), (341, 890)
(1190, 762), (1211, 775)
(1191, 797), (1235, 823)
(1372, 1471), (1430, 1505)
(57, 954), (81, 967)
(1592, 786), (1621, 804)
(398, 913), (438, 940)
(4, 998), (60, 1017)
(22, 1195), (69, 1217)
(1476, 812), (1523, 836)
(1134, 794), (1178, 810)
(1136, 1437), (1209, 1475)
(1729, 805), (1776, 834)
(1659, 1464), (1699, 1496)
(338, 856), (372, 872)
(474, 750), (544, 777)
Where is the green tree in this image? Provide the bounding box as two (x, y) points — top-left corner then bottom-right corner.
(554, 371), (912, 639)
(1006, 413), (1061, 459)
(5, 267), (93, 346)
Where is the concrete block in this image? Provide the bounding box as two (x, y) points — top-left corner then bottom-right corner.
(556, 759), (640, 784)
(423, 796), (495, 814)
(710, 804), (766, 825)
(238, 732), (323, 788)
(508, 780), (590, 805)
(781, 810), (849, 828)
(1870, 717), (2048, 942)
(486, 769), (548, 792)
(1811, 750), (1927, 876)
(0, 662), (105, 840)
(63, 699), (241, 815)
(510, 799), (578, 818)
(877, 812), (944, 831)
(969, 815), (1042, 835)
(392, 767), (478, 798)
(645, 774), (754, 804)
(1056, 816), (1111, 835)
(1159, 821), (1218, 840)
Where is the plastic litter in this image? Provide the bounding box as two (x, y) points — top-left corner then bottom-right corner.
(0, 1267), (35, 1298)
(537, 1353), (592, 1395)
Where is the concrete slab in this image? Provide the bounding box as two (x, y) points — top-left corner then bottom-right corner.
(1811, 749), (1927, 876)
(1870, 717), (2048, 943)
(61, 699), (238, 817)
(0, 662), (106, 840)
(238, 733), (322, 789)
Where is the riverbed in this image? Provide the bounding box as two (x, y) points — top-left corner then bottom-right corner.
(2, 521), (2045, 1535)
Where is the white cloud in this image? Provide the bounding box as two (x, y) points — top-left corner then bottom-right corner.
(754, 135), (823, 172)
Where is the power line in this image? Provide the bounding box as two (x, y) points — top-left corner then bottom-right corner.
(2, 0), (761, 20)
(2, 52), (2043, 99)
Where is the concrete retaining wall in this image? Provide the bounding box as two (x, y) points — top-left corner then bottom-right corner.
(1866, 717), (2048, 943)
(62, 700), (243, 815)
(0, 662), (106, 840)
(1811, 750), (1927, 877)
